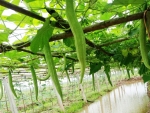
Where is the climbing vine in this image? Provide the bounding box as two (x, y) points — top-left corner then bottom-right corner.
(0, 0), (150, 98)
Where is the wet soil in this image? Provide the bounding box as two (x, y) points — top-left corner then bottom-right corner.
(115, 76), (142, 87)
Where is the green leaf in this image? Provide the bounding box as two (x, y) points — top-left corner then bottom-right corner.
(0, 5), (6, 15)
(27, 0), (44, 8)
(12, 0), (20, 5)
(112, 0), (145, 5)
(79, 2), (85, 10)
(138, 63), (148, 75)
(122, 49), (128, 57)
(7, 14), (23, 22)
(120, 53), (133, 66)
(128, 28), (138, 37)
(63, 37), (75, 50)
(89, 62), (103, 75)
(0, 24), (6, 29)
(100, 13), (114, 20)
(30, 18), (54, 53)
(0, 33), (9, 43)
(89, 0), (97, 7)
(142, 72), (150, 83)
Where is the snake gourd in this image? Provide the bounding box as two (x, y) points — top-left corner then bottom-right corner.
(66, 0), (86, 83)
(139, 4), (150, 69)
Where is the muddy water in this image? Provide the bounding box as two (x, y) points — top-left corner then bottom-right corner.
(81, 82), (149, 113)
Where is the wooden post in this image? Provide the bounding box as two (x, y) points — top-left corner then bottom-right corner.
(77, 75), (87, 103)
(96, 73), (100, 92)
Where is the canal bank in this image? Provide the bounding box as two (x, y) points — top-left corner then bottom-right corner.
(79, 76), (149, 113)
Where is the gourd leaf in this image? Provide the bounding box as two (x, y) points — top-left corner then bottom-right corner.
(142, 72), (150, 83)
(63, 37), (75, 50)
(0, 33), (9, 44)
(89, 62), (103, 75)
(30, 18), (54, 53)
(120, 53), (133, 66)
(138, 63), (148, 75)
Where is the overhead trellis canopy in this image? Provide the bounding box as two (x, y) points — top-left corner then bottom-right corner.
(0, 0), (150, 83)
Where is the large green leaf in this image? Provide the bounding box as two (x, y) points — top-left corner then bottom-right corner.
(89, 62), (103, 75)
(30, 18), (54, 53)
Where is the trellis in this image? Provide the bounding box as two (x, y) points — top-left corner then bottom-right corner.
(0, 0), (149, 113)
(0, 68), (131, 113)
(0, 0), (144, 54)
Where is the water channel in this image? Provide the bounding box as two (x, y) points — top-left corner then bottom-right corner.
(81, 82), (149, 113)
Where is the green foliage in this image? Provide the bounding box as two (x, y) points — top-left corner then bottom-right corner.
(65, 101), (84, 113)
(0, 0), (150, 102)
(30, 18), (54, 53)
(138, 63), (148, 75)
(63, 38), (75, 50)
(0, 33), (8, 44)
(142, 72), (150, 83)
(89, 62), (103, 75)
(112, 0), (145, 5)
(23, 0), (36, 3)
(120, 53), (134, 66)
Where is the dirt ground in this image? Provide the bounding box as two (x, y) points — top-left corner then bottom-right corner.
(115, 76), (143, 87)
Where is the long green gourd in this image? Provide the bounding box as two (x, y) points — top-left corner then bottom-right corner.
(0, 80), (3, 100)
(43, 42), (63, 99)
(30, 65), (38, 100)
(37, 57), (50, 81)
(139, 4), (150, 69)
(66, 0), (86, 83)
(63, 54), (70, 82)
(37, 74), (50, 81)
(8, 70), (18, 98)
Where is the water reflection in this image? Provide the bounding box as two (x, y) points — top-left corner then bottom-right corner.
(81, 82), (149, 113)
